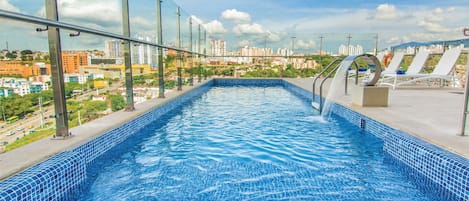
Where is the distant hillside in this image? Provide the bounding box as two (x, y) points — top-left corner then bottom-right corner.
(391, 38), (469, 50)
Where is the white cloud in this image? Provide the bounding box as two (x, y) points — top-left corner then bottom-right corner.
(424, 15), (444, 22)
(424, 8), (447, 22)
(131, 17), (153, 28)
(191, 15), (204, 25)
(418, 20), (449, 33)
(204, 20), (226, 34)
(58, 0), (121, 25)
(233, 23), (265, 35)
(266, 31), (281, 42)
(0, 0), (20, 12)
(36, 0), (122, 31)
(374, 4), (398, 20)
(295, 39), (316, 50)
(221, 9), (251, 24)
(236, 39), (250, 48)
(386, 36), (410, 44)
(409, 32), (438, 41)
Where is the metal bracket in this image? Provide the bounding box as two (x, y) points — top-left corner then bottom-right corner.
(69, 31), (80, 37)
(36, 26), (48, 32)
(464, 28), (469, 36)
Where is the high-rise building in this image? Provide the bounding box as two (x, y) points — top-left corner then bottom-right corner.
(132, 36), (155, 65)
(210, 40), (227, 57)
(338, 44), (363, 55)
(276, 48), (292, 56)
(104, 40), (124, 58)
(0, 61), (48, 77)
(61, 51), (89, 74)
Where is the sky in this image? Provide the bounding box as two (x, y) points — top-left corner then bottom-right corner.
(0, 0), (468, 53)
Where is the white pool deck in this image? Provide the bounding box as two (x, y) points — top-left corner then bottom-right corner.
(1, 78), (468, 180)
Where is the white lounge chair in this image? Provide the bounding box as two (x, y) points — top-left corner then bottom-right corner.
(381, 52), (404, 75)
(380, 50), (430, 89)
(376, 52), (385, 63)
(383, 48), (461, 89)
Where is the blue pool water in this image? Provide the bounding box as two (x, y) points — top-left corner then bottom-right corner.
(79, 86), (434, 200)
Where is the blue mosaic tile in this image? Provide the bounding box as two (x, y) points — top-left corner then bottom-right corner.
(214, 78), (282, 86)
(0, 151), (86, 200)
(328, 100), (469, 200)
(0, 81), (214, 201)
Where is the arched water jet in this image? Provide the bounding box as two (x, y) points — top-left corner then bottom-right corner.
(316, 54), (382, 116)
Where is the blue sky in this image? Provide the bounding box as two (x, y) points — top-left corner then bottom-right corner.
(1, 0), (468, 53)
(174, 0), (468, 51)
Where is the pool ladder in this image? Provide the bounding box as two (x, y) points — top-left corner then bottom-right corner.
(311, 58), (361, 114)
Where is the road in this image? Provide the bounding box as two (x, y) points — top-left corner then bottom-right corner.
(0, 84), (122, 148)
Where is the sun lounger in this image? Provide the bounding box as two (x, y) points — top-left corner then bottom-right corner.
(380, 50), (430, 89)
(381, 48), (461, 89)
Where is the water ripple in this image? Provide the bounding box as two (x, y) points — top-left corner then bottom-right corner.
(80, 86), (434, 200)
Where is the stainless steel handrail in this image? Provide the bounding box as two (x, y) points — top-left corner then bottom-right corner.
(312, 58), (343, 103)
(318, 64), (342, 113)
(460, 50), (469, 136)
(0, 9), (205, 56)
(313, 54), (382, 114)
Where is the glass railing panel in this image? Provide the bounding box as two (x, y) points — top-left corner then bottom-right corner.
(61, 32), (128, 128)
(57, 0), (123, 35)
(0, 0), (45, 18)
(128, 0), (157, 44)
(0, 20), (54, 152)
(129, 41), (160, 103)
(179, 8), (194, 85)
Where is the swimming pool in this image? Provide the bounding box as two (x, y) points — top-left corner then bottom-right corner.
(78, 85), (433, 200)
(1, 79), (468, 200)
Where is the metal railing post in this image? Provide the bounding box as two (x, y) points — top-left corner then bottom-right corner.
(189, 17), (193, 86)
(198, 24), (202, 83)
(460, 51), (469, 136)
(176, 7), (182, 91)
(122, 0), (134, 111)
(157, 0), (165, 98)
(203, 30), (207, 80)
(45, 0), (69, 137)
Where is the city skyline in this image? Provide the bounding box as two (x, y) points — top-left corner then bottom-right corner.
(174, 0), (468, 49)
(0, 0), (468, 52)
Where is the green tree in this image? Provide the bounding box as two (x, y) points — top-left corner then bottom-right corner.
(84, 100), (107, 112)
(165, 80), (176, 89)
(20, 50), (33, 55)
(1, 95), (32, 118)
(65, 83), (82, 97)
(108, 94), (125, 112)
(43, 55), (50, 63)
(132, 75), (146, 85)
(5, 52), (17, 59)
(25, 90), (53, 106)
(81, 100), (108, 121)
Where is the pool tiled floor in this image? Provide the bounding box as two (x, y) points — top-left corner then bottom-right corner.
(1, 78), (468, 181)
